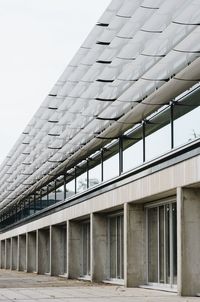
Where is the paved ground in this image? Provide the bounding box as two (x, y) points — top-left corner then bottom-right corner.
(0, 270), (199, 302)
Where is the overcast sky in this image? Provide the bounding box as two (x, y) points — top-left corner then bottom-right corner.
(0, 0), (110, 164)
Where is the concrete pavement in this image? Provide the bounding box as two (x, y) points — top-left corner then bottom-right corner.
(0, 270), (199, 302)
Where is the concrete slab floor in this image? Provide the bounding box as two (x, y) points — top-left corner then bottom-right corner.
(0, 270), (199, 302)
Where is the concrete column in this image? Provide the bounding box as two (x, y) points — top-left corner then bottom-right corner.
(0, 240), (5, 269)
(18, 234), (26, 271)
(37, 228), (50, 274)
(124, 202), (146, 287)
(5, 238), (11, 269)
(50, 223), (67, 276)
(27, 231), (36, 273)
(11, 237), (18, 270)
(67, 220), (82, 279)
(91, 213), (107, 282)
(177, 187), (200, 296)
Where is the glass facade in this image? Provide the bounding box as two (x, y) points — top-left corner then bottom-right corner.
(65, 179), (75, 197)
(89, 162), (101, 188)
(108, 214), (124, 280)
(76, 171), (87, 193)
(174, 105), (200, 148)
(103, 153), (119, 182)
(123, 139), (143, 172)
(147, 202), (177, 287)
(145, 121), (171, 161)
(81, 222), (90, 277)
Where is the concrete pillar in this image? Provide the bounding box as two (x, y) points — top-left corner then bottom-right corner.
(67, 220), (82, 279)
(5, 238), (11, 269)
(177, 187), (200, 296)
(50, 223), (67, 276)
(0, 240), (5, 269)
(37, 228), (50, 274)
(27, 231), (36, 273)
(124, 203), (146, 287)
(11, 237), (18, 270)
(18, 234), (26, 271)
(91, 213), (107, 282)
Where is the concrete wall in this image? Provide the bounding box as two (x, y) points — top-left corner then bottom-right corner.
(67, 221), (82, 279)
(37, 228), (50, 274)
(91, 213), (107, 282)
(177, 187), (200, 296)
(50, 223), (67, 276)
(18, 234), (26, 271)
(124, 203), (146, 287)
(27, 232), (36, 273)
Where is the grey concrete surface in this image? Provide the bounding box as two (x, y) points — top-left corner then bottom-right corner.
(0, 270), (199, 302)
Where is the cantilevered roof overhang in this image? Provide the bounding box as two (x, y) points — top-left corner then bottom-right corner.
(0, 0), (200, 212)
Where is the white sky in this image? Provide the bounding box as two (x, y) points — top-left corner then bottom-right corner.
(0, 0), (110, 165)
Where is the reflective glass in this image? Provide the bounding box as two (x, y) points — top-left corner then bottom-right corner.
(109, 215), (124, 279)
(104, 153), (119, 181)
(48, 192), (56, 205)
(148, 207), (158, 283)
(174, 105), (200, 148)
(159, 206), (165, 283)
(56, 184), (65, 202)
(41, 192), (48, 208)
(165, 204), (170, 284)
(145, 123), (171, 161)
(123, 140), (143, 172)
(77, 171), (87, 193)
(65, 179), (75, 197)
(109, 217), (117, 279)
(89, 163), (101, 188)
(147, 203), (177, 286)
(82, 222), (90, 276)
(172, 203), (177, 285)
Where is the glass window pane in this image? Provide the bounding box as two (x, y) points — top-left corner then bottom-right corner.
(77, 171), (87, 193)
(145, 124), (171, 162)
(41, 192), (48, 208)
(165, 204), (170, 284)
(159, 206), (165, 283)
(174, 105), (200, 148)
(108, 215), (124, 280)
(89, 163), (101, 188)
(172, 203), (177, 285)
(82, 222), (90, 276)
(66, 179), (75, 197)
(56, 184), (64, 202)
(117, 215), (124, 279)
(48, 192), (55, 205)
(123, 140), (143, 172)
(104, 153), (119, 181)
(109, 217), (117, 279)
(148, 207), (158, 283)
(48, 183), (56, 205)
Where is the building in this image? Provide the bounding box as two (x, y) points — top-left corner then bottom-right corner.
(0, 0), (200, 296)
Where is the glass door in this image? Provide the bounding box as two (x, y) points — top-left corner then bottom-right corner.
(108, 214), (124, 280)
(147, 202), (177, 288)
(82, 222), (90, 277)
